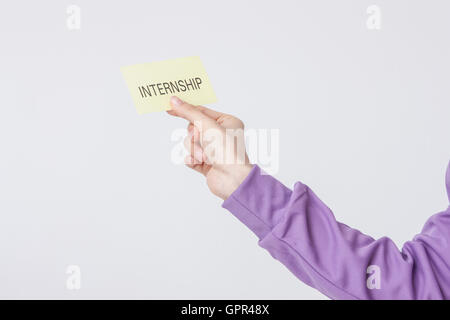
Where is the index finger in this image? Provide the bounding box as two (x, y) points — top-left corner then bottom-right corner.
(167, 96), (217, 132)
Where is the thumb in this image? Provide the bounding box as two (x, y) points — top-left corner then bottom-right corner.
(168, 96), (218, 132)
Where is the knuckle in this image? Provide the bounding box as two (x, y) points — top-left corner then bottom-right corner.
(234, 118), (245, 128)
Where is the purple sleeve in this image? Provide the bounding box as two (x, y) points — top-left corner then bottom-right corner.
(222, 164), (450, 299)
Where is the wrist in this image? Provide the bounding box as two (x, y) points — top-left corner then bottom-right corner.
(222, 163), (253, 200)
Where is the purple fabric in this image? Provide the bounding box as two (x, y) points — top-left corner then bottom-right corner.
(222, 162), (450, 299)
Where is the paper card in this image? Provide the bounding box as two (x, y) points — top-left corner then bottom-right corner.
(121, 56), (217, 114)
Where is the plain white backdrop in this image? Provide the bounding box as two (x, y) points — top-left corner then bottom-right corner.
(0, 0), (449, 299)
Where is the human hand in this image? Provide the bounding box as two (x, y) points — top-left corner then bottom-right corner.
(167, 96), (252, 200)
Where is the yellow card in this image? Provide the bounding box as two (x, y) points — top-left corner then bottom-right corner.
(121, 56), (217, 114)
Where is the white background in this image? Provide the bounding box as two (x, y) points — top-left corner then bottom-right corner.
(0, 0), (449, 299)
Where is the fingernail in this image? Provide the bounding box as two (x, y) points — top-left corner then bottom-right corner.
(170, 96), (183, 107)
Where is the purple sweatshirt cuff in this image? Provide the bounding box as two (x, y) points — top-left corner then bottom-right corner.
(222, 165), (302, 239)
(446, 161), (450, 202)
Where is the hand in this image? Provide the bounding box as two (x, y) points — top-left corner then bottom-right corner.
(167, 96), (253, 200)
